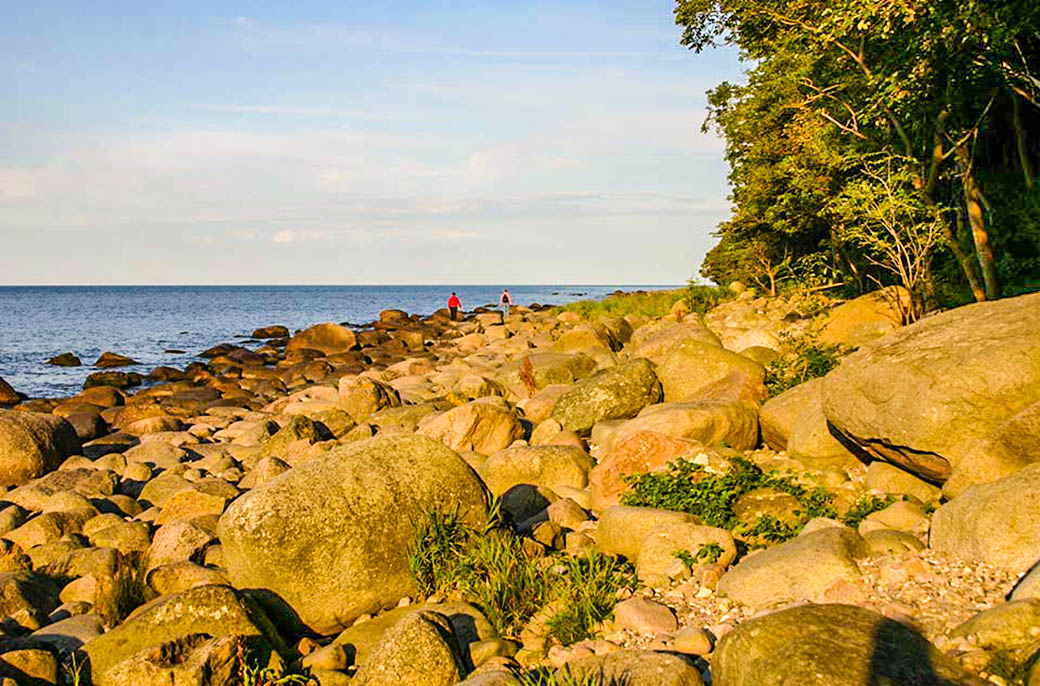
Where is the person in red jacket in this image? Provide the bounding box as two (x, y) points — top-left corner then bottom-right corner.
(448, 292), (461, 321)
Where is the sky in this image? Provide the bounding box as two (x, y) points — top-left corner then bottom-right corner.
(0, 1), (744, 285)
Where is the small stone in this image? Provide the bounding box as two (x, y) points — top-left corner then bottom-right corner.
(612, 598), (678, 635)
(673, 626), (714, 656)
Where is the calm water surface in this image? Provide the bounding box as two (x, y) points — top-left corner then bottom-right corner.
(0, 285), (674, 399)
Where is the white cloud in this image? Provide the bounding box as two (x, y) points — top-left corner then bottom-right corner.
(271, 229), (334, 244)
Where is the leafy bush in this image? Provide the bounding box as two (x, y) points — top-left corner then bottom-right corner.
(842, 494), (895, 529)
(407, 509), (633, 641)
(556, 284), (731, 321)
(558, 289), (685, 319)
(621, 457), (838, 545)
(683, 282), (732, 316)
(764, 331), (853, 396)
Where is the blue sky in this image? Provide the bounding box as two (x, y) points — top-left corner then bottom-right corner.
(1, 1), (743, 285)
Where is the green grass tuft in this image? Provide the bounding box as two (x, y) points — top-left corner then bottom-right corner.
(407, 511), (633, 641)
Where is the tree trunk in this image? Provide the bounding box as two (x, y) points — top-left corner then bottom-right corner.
(1013, 95), (1035, 189)
(946, 211), (987, 302)
(957, 145), (1001, 300)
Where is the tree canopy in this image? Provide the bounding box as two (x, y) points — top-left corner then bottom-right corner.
(680, 0), (1040, 309)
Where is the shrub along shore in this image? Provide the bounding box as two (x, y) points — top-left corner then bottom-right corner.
(0, 284), (1038, 686)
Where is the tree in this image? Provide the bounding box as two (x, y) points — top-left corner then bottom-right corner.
(678, 0), (1040, 302)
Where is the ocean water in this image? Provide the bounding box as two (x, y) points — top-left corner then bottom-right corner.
(0, 285), (674, 399)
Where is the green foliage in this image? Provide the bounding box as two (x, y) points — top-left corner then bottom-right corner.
(678, 0), (1040, 304)
(621, 456), (837, 545)
(236, 639), (308, 686)
(61, 653), (87, 686)
(985, 649), (1030, 686)
(557, 285), (731, 322)
(517, 669), (611, 686)
(544, 552), (636, 645)
(407, 511), (633, 641)
(764, 331), (851, 396)
(675, 542), (726, 567)
(683, 282), (732, 315)
(842, 495), (896, 529)
(407, 507), (471, 598)
(558, 289), (686, 320)
(736, 515), (800, 545)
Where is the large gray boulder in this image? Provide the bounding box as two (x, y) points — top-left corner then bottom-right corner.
(0, 410), (81, 487)
(822, 292), (1040, 483)
(712, 604), (985, 686)
(930, 463), (1040, 574)
(551, 359), (662, 435)
(217, 434), (488, 634)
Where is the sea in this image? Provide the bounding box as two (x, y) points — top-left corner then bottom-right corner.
(0, 285), (675, 400)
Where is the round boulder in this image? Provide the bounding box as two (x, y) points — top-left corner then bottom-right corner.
(285, 322), (358, 356)
(217, 434), (488, 635)
(0, 411), (81, 487)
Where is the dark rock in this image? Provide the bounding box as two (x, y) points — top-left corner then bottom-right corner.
(46, 352), (81, 367)
(93, 352), (139, 368)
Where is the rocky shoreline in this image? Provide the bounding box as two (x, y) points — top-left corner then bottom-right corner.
(0, 287), (1038, 686)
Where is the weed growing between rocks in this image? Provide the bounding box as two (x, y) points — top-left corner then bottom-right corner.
(97, 552), (153, 627)
(621, 457), (840, 545)
(517, 668), (622, 686)
(408, 509), (634, 642)
(61, 653), (86, 686)
(764, 331), (853, 395)
(982, 649), (1031, 686)
(235, 637), (308, 686)
(842, 494), (897, 529)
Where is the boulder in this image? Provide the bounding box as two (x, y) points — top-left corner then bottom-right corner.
(822, 291), (1040, 483)
(418, 398), (524, 455)
(712, 604), (984, 686)
(787, 401), (861, 470)
(338, 376), (401, 421)
(82, 584), (283, 686)
(588, 432), (704, 511)
(495, 353), (598, 393)
(83, 371), (142, 390)
(597, 506), (697, 561)
(818, 285), (909, 347)
(865, 462), (941, 504)
(612, 597), (678, 634)
(252, 325), (289, 339)
(636, 522), (737, 587)
(0, 377), (19, 406)
(94, 352), (139, 368)
(655, 342), (765, 404)
(930, 463), (1040, 574)
(605, 401), (759, 453)
(717, 527), (867, 608)
(759, 379), (819, 450)
(560, 650), (703, 686)
(218, 434), (488, 634)
(332, 601), (493, 670)
(0, 411), (81, 487)
(950, 599), (1040, 652)
(551, 359), (662, 435)
(479, 445), (593, 496)
(351, 611), (465, 686)
(628, 320), (722, 363)
(944, 399), (1040, 497)
(285, 322), (358, 356)
(47, 352), (82, 367)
